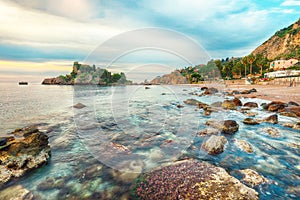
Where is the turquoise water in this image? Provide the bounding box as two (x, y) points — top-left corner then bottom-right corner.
(0, 83), (299, 199)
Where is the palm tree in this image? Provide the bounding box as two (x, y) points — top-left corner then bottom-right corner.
(247, 54), (256, 75)
(241, 56), (248, 78)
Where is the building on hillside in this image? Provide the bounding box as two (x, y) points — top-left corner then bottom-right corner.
(270, 58), (299, 70)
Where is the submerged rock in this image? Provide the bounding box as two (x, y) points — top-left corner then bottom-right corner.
(237, 169), (268, 187)
(0, 185), (33, 200)
(132, 159), (258, 200)
(0, 126), (50, 187)
(243, 118), (260, 125)
(201, 135), (227, 155)
(260, 127), (281, 138)
(210, 101), (223, 107)
(234, 139), (254, 153)
(73, 103), (86, 109)
(205, 120), (239, 134)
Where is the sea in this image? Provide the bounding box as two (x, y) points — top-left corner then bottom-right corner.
(0, 82), (299, 199)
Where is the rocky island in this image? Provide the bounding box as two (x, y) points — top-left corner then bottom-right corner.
(42, 62), (132, 85)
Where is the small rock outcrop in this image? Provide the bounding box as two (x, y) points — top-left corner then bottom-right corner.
(0, 126), (50, 186)
(73, 103), (86, 109)
(131, 160), (258, 199)
(262, 114), (278, 124)
(205, 120), (239, 134)
(201, 135), (227, 155)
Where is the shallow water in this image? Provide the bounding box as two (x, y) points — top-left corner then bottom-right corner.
(0, 83), (299, 199)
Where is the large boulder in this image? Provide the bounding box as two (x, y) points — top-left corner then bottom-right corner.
(0, 126), (50, 186)
(205, 120), (239, 134)
(201, 135), (227, 155)
(131, 159), (258, 200)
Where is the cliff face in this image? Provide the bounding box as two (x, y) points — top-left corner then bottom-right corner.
(252, 19), (300, 60)
(150, 71), (188, 84)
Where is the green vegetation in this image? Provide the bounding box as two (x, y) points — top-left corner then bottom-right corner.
(59, 62), (132, 85)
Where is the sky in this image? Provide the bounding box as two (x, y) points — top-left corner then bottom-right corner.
(0, 0), (299, 82)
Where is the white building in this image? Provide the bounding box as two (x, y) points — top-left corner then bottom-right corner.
(270, 58), (298, 70)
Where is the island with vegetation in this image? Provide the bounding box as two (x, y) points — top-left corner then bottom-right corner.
(42, 62), (132, 85)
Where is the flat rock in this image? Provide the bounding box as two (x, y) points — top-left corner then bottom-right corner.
(201, 135), (227, 155)
(132, 159), (258, 200)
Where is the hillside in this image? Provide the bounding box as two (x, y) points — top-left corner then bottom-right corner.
(42, 62), (132, 85)
(252, 18), (300, 60)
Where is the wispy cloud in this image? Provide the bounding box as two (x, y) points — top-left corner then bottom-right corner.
(281, 0), (300, 6)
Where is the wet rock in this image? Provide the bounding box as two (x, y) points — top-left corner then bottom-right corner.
(243, 118), (260, 125)
(73, 103), (86, 109)
(280, 106), (300, 117)
(0, 185), (33, 200)
(109, 160), (143, 184)
(243, 102), (258, 108)
(265, 101), (286, 112)
(237, 169), (268, 187)
(132, 159), (258, 200)
(260, 127), (281, 138)
(232, 90), (240, 94)
(0, 137), (14, 146)
(161, 92), (166, 95)
(201, 86), (208, 91)
(198, 128), (220, 136)
(184, 99), (208, 109)
(232, 97), (243, 106)
(145, 86), (150, 89)
(222, 100), (237, 110)
(262, 114), (278, 124)
(205, 120), (239, 134)
(203, 110), (211, 116)
(241, 90), (251, 94)
(176, 104), (184, 108)
(279, 112), (298, 118)
(234, 139), (254, 153)
(201, 135), (227, 155)
(203, 87), (218, 95)
(210, 101), (223, 107)
(287, 101), (299, 107)
(0, 126), (51, 186)
(249, 88), (257, 93)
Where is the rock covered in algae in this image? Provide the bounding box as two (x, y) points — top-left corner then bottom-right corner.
(131, 159), (258, 200)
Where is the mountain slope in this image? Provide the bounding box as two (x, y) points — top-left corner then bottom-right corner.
(252, 18), (300, 60)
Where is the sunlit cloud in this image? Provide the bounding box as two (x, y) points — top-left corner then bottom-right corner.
(281, 0), (300, 6)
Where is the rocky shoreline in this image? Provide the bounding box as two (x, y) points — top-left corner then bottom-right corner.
(0, 126), (50, 188)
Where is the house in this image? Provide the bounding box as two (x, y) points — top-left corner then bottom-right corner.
(270, 58), (299, 70)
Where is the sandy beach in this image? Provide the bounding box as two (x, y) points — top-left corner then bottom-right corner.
(224, 84), (300, 104)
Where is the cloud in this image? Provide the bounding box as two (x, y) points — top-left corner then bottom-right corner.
(281, 0), (300, 6)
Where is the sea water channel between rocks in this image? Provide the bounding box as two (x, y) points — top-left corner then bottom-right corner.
(0, 83), (299, 199)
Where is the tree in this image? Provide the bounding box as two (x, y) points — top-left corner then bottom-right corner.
(241, 56), (248, 78)
(247, 54), (256, 75)
(255, 54), (268, 76)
